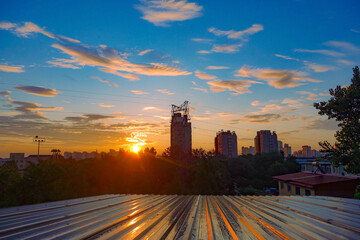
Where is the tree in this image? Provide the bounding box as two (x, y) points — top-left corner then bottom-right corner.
(314, 66), (360, 173)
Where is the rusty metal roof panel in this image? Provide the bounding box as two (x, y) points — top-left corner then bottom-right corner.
(0, 195), (359, 239)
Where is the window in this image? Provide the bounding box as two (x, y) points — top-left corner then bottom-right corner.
(287, 185), (292, 192)
(305, 189), (311, 196)
(296, 187), (300, 195)
(280, 182), (284, 189)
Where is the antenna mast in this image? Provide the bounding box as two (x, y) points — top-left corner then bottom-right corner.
(171, 101), (190, 120)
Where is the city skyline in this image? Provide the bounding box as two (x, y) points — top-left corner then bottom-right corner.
(1, 0), (360, 157)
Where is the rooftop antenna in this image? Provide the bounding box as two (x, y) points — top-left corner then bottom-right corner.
(171, 101), (190, 120)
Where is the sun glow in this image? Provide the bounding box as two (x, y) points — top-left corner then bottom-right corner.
(132, 145), (140, 153)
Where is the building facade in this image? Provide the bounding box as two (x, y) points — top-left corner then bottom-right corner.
(171, 102), (192, 157)
(254, 130), (278, 154)
(284, 143), (292, 157)
(241, 146), (255, 155)
(273, 172), (359, 198)
(302, 145), (312, 158)
(215, 130), (238, 158)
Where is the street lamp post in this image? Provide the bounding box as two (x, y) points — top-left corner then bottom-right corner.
(33, 136), (45, 161)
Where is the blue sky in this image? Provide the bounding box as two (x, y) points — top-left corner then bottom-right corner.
(0, 0), (359, 156)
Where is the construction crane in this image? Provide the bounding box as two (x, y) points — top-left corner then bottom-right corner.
(171, 101), (190, 120)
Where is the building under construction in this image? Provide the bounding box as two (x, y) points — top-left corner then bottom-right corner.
(170, 101), (192, 157)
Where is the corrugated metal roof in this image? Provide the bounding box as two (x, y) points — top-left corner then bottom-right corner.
(0, 194), (359, 239)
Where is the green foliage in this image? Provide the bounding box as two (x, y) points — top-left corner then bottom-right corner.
(0, 150), (300, 208)
(314, 66), (360, 173)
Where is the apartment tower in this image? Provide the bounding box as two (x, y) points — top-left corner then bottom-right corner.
(170, 101), (192, 157)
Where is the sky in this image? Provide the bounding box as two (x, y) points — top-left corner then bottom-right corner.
(0, 0), (359, 157)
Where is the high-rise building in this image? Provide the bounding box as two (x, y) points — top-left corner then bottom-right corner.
(277, 141), (283, 152)
(171, 101), (192, 157)
(215, 130), (238, 158)
(302, 145), (312, 158)
(284, 143), (292, 157)
(242, 146), (255, 155)
(254, 130), (278, 154)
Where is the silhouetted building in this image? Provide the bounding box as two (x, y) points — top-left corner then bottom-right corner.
(171, 101), (192, 157)
(284, 143), (292, 157)
(242, 146), (255, 155)
(302, 145), (311, 158)
(215, 130), (238, 158)
(277, 141), (283, 152)
(254, 130), (278, 154)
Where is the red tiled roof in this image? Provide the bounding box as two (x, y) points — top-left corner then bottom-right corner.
(273, 172), (359, 189)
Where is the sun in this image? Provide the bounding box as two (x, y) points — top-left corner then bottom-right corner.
(132, 145), (140, 153)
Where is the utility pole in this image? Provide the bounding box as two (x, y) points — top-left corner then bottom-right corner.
(33, 136), (45, 161)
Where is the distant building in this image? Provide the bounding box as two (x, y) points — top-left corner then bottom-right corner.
(284, 143), (292, 157)
(302, 145), (311, 158)
(171, 101), (192, 157)
(254, 130), (278, 154)
(215, 130), (238, 158)
(277, 141), (283, 152)
(311, 149), (320, 158)
(273, 172), (359, 198)
(299, 161), (349, 176)
(0, 153), (50, 171)
(242, 146), (255, 155)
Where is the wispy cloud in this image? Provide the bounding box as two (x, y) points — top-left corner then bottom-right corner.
(191, 81), (208, 93)
(303, 61), (335, 72)
(324, 41), (360, 52)
(243, 113), (281, 123)
(195, 70), (217, 80)
(52, 43), (191, 79)
(138, 49), (153, 56)
(1, 21), (191, 80)
(208, 24), (263, 40)
(337, 59), (355, 65)
(251, 100), (259, 106)
(206, 66), (229, 70)
(275, 54), (299, 61)
(236, 65), (321, 89)
(98, 103), (115, 108)
(8, 98), (63, 119)
(65, 114), (116, 123)
(297, 91), (318, 100)
(191, 38), (213, 43)
(0, 90), (11, 96)
(0, 21), (79, 43)
(143, 106), (167, 111)
(207, 79), (261, 95)
(131, 90), (149, 95)
(91, 76), (119, 88)
(197, 50), (212, 54)
(0, 64), (24, 72)
(15, 85), (59, 97)
(350, 29), (359, 33)
(294, 48), (344, 57)
(156, 89), (174, 95)
(192, 87), (208, 93)
(47, 58), (80, 69)
(211, 43), (243, 53)
(135, 0), (203, 27)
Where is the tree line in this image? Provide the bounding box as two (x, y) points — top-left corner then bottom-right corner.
(0, 149), (299, 208)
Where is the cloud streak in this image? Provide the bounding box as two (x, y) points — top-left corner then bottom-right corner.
(0, 64), (24, 72)
(135, 0), (203, 27)
(195, 70), (217, 80)
(91, 76), (119, 87)
(294, 48), (344, 57)
(208, 24), (263, 40)
(207, 79), (261, 95)
(15, 85), (59, 97)
(236, 65), (321, 89)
